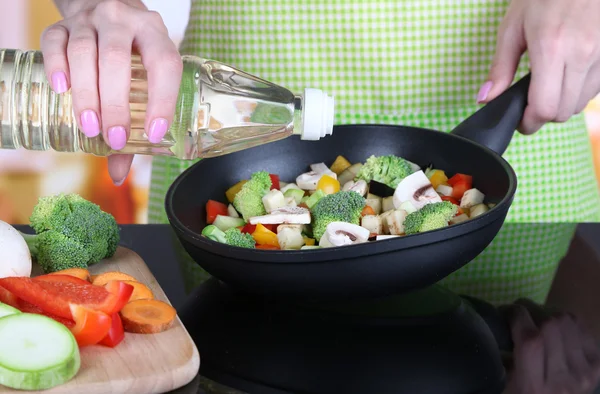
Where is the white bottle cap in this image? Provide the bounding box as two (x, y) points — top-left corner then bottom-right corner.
(300, 88), (335, 141)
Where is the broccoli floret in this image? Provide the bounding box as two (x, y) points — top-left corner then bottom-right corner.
(21, 194), (120, 273)
(403, 201), (458, 235)
(355, 155), (413, 189)
(224, 228), (256, 249)
(311, 191), (366, 241)
(201, 225), (256, 248)
(233, 171), (272, 221)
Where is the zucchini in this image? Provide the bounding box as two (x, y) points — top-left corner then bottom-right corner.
(382, 196), (395, 212)
(213, 215), (245, 232)
(0, 302), (20, 318)
(227, 204), (239, 218)
(305, 189), (326, 209)
(284, 188), (305, 204)
(0, 313), (81, 390)
(338, 163), (363, 185)
(365, 197), (382, 214)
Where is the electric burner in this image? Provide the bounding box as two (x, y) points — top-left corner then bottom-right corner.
(179, 278), (511, 394)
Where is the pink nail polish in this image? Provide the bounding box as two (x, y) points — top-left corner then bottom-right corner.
(107, 126), (127, 150)
(80, 110), (100, 137)
(51, 71), (68, 94)
(148, 118), (169, 144)
(477, 81), (493, 103)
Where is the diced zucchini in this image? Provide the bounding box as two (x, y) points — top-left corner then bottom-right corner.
(284, 188), (305, 204)
(450, 213), (470, 224)
(337, 163), (363, 185)
(365, 197), (382, 215)
(281, 183), (302, 193)
(436, 184), (453, 197)
(262, 189), (286, 213)
(399, 201), (417, 214)
(279, 181), (288, 189)
(284, 196), (297, 207)
(0, 302), (20, 318)
(469, 203), (489, 218)
(367, 193), (380, 200)
(330, 155), (352, 175)
(382, 196), (395, 212)
(488, 203), (497, 209)
(460, 188), (485, 209)
(361, 215), (383, 235)
(305, 189), (326, 209)
(227, 204), (239, 218)
(301, 245), (321, 250)
(213, 215), (245, 232)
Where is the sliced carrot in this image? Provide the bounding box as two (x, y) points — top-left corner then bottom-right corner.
(122, 280), (154, 302)
(361, 206), (376, 217)
(48, 268), (91, 282)
(92, 271), (138, 287)
(119, 299), (176, 334)
(90, 275), (98, 283)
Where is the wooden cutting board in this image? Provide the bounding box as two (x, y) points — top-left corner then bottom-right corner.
(0, 247), (201, 394)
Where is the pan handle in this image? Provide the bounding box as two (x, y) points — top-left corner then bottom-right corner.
(450, 73), (531, 156)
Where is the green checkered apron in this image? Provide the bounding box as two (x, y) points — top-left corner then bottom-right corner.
(148, 0), (600, 305)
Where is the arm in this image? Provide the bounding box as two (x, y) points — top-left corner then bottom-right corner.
(546, 226), (600, 340)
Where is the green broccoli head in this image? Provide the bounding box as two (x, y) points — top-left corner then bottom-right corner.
(23, 193), (120, 273)
(403, 201), (458, 235)
(311, 191), (366, 241)
(355, 155), (413, 189)
(224, 228), (256, 249)
(233, 171), (272, 221)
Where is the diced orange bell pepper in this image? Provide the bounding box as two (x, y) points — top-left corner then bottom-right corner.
(428, 170), (448, 189)
(252, 223), (280, 247)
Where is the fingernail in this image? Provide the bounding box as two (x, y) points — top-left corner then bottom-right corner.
(148, 118), (168, 144)
(51, 71), (68, 94)
(107, 126), (127, 150)
(114, 177), (126, 187)
(477, 81), (493, 103)
(80, 110), (100, 137)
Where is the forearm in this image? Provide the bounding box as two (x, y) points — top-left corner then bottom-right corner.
(53, 0), (147, 17)
(546, 227), (600, 340)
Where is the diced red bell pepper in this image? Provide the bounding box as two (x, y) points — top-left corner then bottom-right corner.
(441, 196), (464, 215)
(99, 313), (125, 348)
(206, 200), (228, 224)
(69, 304), (112, 347)
(0, 276), (133, 320)
(269, 174), (280, 190)
(451, 181), (470, 200)
(241, 223), (257, 234)
(0, 284), (19, 309)
(447, 173), (473, 187)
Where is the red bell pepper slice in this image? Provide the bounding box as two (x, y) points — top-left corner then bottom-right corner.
(0, 276), (133, 319)
(243, 223), (278, 233)
(451, 181), (470, 200)
(18, 300), (75, 328)
(70, 304), (112, 347)
(0, 284), (19, 309)
(269, 174), (280, 190)
(206, 200), (228, 224)
(447, 173), (473, 187)
(99, 313), (125, 348)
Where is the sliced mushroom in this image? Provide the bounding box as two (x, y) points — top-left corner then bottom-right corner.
(249, 206), (311, 225)
(393, 170), (441, 210)
(460, 188), (485, 209)
(296, 164), (338, 190)
(320, 222), (370, 248)
(310, 162), (337, 178)
(342, 179), (368, 196)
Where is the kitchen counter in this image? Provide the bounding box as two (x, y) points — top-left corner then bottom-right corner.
(14, 224), (600, 394)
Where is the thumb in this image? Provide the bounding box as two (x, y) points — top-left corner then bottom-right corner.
(107, 154), (134, 186)
(478, 20), (526, 104)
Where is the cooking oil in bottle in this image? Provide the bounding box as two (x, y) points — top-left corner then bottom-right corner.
(0, 49), (334, 159)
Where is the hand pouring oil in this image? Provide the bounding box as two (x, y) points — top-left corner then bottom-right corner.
(0, 49), (334, 159)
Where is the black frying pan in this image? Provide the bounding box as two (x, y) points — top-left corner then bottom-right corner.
(166, 73), (531, 300)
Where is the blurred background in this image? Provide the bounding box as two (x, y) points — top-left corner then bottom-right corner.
(0, 0), (599, 225)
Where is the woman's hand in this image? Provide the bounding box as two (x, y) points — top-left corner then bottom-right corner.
(502, 299), (600, 394)
(43, 0), (183, 184)
(478, 0), (600, 135)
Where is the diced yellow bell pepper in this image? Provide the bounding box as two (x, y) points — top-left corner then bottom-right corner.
(303, 237), (315, 246)
(429, 170), (448, 189)
(330, 155), (352, 175)
(225, 180), (248, 203)
(252, 223), (280, 247)
(316, 174), (340, 194)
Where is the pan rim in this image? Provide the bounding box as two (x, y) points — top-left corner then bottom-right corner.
(165, 124), (518, 263)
